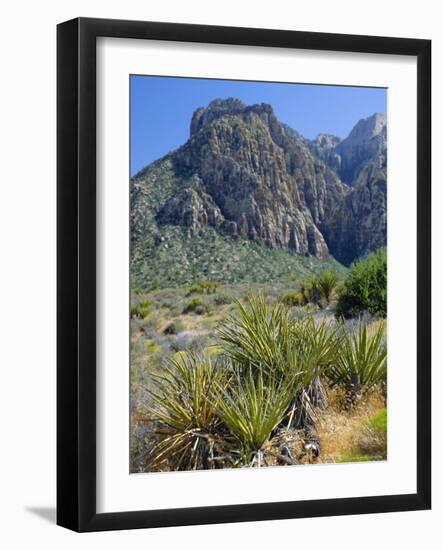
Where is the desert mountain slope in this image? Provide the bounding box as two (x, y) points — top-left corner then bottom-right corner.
(131, 99), (387, 288)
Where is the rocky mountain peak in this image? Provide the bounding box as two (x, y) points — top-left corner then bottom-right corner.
(315, 133), (341, 148)
(345, 112), (386, 142)
(336, 112), (387, 184)
(190, 98), (276, 137)
(131, 98), (387, 281)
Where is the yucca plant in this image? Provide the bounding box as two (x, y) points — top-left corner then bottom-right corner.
(290, 317), (340, 377)
(216, 368), (296, 466)
(316, 270), (338, 304)
(299, 277), (322, 305)
(217, 294), (340, 429)
(217, 294), (292, 376)
(217, 295), (318, 388)
(327, 319), (387, 394)
(287, 317), (342, 421)
(147, 352), (229, 471)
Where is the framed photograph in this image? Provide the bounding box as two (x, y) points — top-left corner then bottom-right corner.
(57, 17), (431, 532)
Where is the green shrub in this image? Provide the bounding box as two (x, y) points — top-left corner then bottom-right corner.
(130, 304), (139, 318)
(280, 291), (304, 307)
(183, 296), (209, 315)
(139, 303), (152, 319)
(367, 407), (387, 434)
(335, 248), (387, 319)
(163, 319), (186, 335)
(187, 279), (219, 295)
(213, 293), (233, 306)
(299, 277), (322, 305)
(340, 408), (387, 462)
(130, 299), (153, 319)
(144, 338), (161, 354)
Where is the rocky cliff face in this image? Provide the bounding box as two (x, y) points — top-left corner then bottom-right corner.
(307, 112), (387, 262)
(336, 112), (387, 185)
(163, 100), (354, 259)
(131, 99), (387, 275)
(308, 112), (387, 185)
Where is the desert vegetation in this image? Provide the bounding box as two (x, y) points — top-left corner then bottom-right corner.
(129, 93), (388, 473)
(130, 249), (387, 472)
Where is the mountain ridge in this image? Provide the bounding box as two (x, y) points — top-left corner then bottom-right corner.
(130, 98), (387, 288)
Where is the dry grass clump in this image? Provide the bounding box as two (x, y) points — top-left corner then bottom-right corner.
(316, 386), (386, 463)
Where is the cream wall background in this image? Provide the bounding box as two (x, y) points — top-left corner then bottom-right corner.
(0, 1), (439, 547)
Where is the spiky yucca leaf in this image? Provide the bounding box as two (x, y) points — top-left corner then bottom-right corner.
(327, 320), (387, 390)
(217, 293), (292, 375)
(147, 352), (229, 471)
(218, 295), (339, 386)
(289, 317), (341, 384)
(216, 368), (296, 465)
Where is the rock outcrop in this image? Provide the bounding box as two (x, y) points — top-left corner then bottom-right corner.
(131, 99), (387, 269)
(308, 112), (387, 262)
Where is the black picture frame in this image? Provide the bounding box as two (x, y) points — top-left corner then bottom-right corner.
(57, 17), (431, 532)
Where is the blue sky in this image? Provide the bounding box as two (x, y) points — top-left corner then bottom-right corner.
(130, 75), (387, 176)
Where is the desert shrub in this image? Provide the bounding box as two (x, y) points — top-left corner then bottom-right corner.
(144, 338), (161, 354)
(147, 353), (229, 470)
(341, 408), (387, 462)
(163, 319), (186, 335)
(367, 407), (387, 434)
(131, 298), (153, 319)
(280, 291), (304, 307)
(189, 334), (215, 352)
(327, 319), (387, 392)
(305, 303), (320, 314)
(138, 313), (161, 332)
(169, 333), (194, 352)
(170, 332), (213, 353)
(155, 296), (177, 309)
(130, 424), (153, 473)
(183, 297), (210, 315)
(288, 306), (309, 320)
(130, 304), (139, 318)
(187, 279), (219, 295)
(335, 248), (387, 319)
(299, 277), (322, 305)
(213, 293), (233, 306)
(316, 270), (338, 303)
